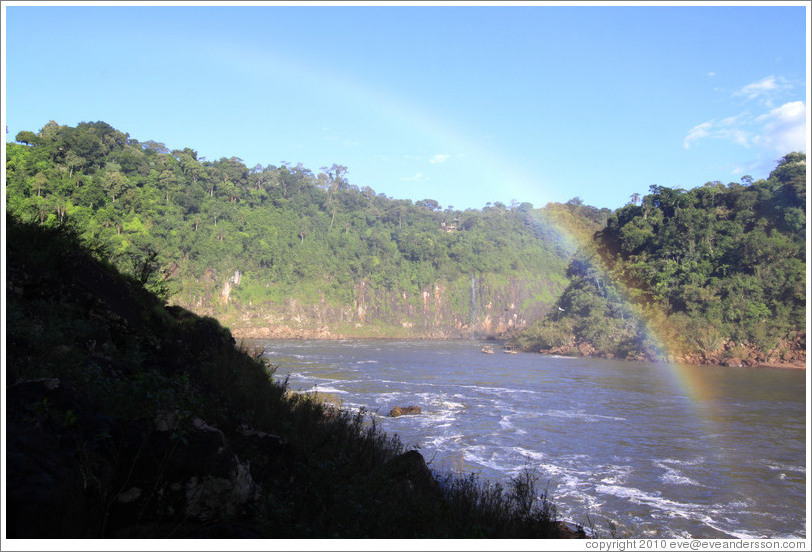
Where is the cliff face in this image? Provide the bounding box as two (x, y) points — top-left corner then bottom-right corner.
(175, 272), (566, 340)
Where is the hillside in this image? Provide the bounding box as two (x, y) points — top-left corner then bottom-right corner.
(8, 119), (802, 368)
(6, 120), (609, 339)
(509, 153), (806, 367)
(5, 214), (583, 538)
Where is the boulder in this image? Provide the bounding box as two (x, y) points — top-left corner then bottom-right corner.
(5, 379), (117, 538)
(5, 378), (263, 538)
(183, 458), (260, 521)
(577, 342), (595, 356)
(553, 521), (588, 539)
(105, 414), (262, 529)
(389, 405), (422, 417)
(384, 450), (440, 497)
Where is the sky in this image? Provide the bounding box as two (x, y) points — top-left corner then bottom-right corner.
(2, 1), (809, 211)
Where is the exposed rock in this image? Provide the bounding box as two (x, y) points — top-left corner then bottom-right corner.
(541, 333), (806, 368)
(5, 379), (115, 538)
(389, 405), (422, 417)
(230, 425), (288, 485)
(554, 521), (588, 539)
(221, 269), (242, 306)
(193, 273), (558, 342)
(237, 423), (285, 442)
(384, 450), (440, 497)
(577, 342), (595, 356)
(184, 458), (260, 521)
(230, 325), (335, 340)
(5, 378), (264, 538)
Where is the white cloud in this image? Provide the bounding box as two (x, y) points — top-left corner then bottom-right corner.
(753, 101), (807, 154)
(400, 172), (427, 182)
(683, 122), (712, 149)
(718, 114), (742, 127)
(686, 74), (804, 153)
(683, 100), (807, 156)
(734, 75), (791, 107)
(736, 75), (778, 99)
(429, 153), (450, 164)
(684, 117), (751, 149)
(727, 128), (752, 148)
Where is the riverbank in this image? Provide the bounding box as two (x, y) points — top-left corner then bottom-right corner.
(230, 326), (806, 370)
(230, 323), (484, 341)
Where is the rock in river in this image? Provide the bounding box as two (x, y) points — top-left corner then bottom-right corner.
(389, 405), (422, 417)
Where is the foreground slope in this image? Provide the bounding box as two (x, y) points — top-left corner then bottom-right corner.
(5, 215), (581, 539)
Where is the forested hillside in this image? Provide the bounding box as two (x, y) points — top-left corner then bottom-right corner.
(5, 120), (609, 338)
(8, 120), (803, 366)
(509, 153), (806, 367)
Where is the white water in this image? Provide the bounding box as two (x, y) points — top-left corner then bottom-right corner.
(254, 339), (806, 539)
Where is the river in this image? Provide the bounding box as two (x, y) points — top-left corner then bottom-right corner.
(250, 339), (806, 539)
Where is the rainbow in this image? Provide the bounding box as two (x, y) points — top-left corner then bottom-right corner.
(215, 32), (808, 542)
(222, 42), (751, 433)
(524, 207), (743, 435)
(213, 39), (557, 208)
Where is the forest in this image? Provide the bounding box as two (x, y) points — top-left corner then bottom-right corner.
(5, 120), (806, 365)
(5, 120), (609, 338)
(509, 152), (806, 366)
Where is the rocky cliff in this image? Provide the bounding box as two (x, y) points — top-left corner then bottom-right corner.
(176, 272), (566, 341)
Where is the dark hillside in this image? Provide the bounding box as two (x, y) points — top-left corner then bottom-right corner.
(5, 214), (582, 539)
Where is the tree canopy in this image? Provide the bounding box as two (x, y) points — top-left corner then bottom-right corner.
(510, 153), (806, 364)
(9, 120), (802, 361)
(6, 120), (605, 334)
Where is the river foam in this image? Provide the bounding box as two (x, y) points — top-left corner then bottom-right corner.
(258, 338), (807, 539)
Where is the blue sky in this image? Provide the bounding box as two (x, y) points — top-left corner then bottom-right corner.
(3, 2), (808, 211)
